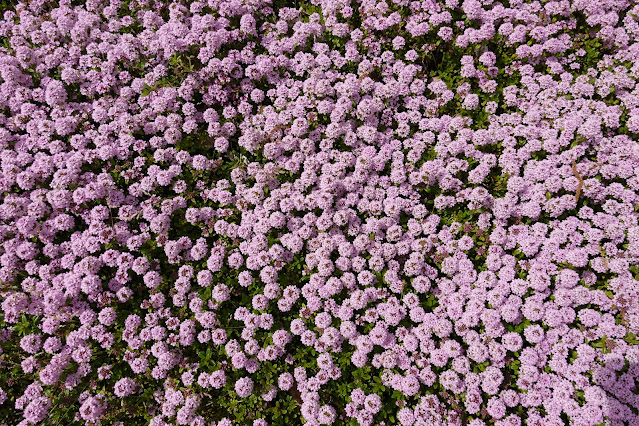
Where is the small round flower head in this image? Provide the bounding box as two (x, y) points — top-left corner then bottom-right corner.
(20, 334), (42, 354)
(235, 377), (254, 398)
(113, 378), (137, 397)
(363, 393), (382, 414)
(317, 404), (336, 424)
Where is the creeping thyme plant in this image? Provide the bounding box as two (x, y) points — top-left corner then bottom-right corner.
(1, 0), (639, 425)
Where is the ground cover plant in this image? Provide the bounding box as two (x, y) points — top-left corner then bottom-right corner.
(1, 0), (639, 424)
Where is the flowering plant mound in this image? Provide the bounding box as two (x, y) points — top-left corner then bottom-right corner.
(1, 0), (639, 425)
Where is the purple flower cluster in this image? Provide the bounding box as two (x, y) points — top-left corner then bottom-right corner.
(1, 0), (639, 425)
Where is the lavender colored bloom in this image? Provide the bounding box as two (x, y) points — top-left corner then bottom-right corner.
(235, 377), (254, 398)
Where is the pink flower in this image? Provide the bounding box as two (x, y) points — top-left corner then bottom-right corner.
(113, 378), (137, 397)
(235, 377), (254, 398)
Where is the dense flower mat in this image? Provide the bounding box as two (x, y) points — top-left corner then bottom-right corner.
(1, 0), (639, 424)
